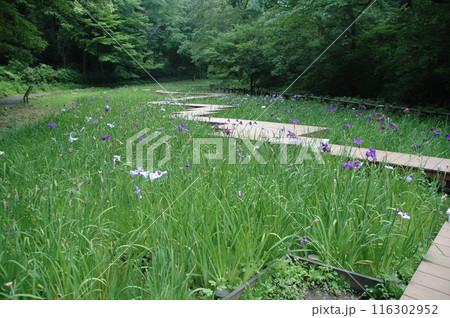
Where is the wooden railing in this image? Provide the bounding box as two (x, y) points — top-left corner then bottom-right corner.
(209, 85), (450, 117)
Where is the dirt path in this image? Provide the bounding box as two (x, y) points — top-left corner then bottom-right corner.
(0, 92), (55, 107)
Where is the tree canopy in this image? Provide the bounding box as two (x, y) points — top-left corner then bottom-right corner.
(1, 0), (449, 107)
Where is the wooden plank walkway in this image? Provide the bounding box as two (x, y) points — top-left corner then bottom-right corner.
(401, 222), (450, 300)
(152, 91), (450, 299)
(166, 100), (450, 176)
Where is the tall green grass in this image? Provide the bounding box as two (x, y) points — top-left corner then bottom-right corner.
(0, 84), (448, 299)
(205, 94), (449, 158)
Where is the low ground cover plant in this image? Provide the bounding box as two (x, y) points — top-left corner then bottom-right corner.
(241, 258), (396, 300)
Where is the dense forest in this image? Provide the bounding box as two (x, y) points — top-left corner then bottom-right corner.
(1, 0), (449, 107)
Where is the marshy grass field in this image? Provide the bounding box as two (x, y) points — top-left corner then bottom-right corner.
(0, 81), (449, 299)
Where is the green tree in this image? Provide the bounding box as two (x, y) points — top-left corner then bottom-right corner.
(0, 0), (47, 64)
(212, 21), (269, 91)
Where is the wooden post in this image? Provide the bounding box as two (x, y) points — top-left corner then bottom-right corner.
(384, 103), (389, 113)
(23, 86), (33, 104)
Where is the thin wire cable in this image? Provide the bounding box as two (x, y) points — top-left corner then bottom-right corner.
(73, 0), (179, 101)
(256, 0), (378, 121)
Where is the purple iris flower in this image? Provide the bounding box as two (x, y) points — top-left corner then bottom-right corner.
(300, 235), (309, 245)
(433, 131), (441, 137)
(377, 117), (385, 122)
(365, 148), (377, 161)
(130, 167), (145, 177)
(321, 142), (330, 153)
(47, 122), (57, 128)
(446, 134), (450, 140)
(430, 127), (436, 131)
(286, 131), (296, 138)
(270, 113), (275, 117)
(374, 112), (381, 116)
(343, 160), (361, 170)
(404, 108), (410, 113)
(343, 161), (352, 170)
(406, 176), (413, 183)
(414, 144), (421, 150)
(224, 129), (231, 135)
(354, 112), (361, 116)
(238, 191), (244, 198)
(139, 137), (146, 142)
(345, 124), (351, 129)
(389, 123), (398, 131)
(354, 138), (363, 146)
(101, 134), (111, 140)
(177, 121), (189, 133)
(185, 163), (191, 167)
(285, 109), (291, 114)
(105, 105), (110, 112)
(290, 118), (300, 124)
(134, 186), (142, 199)
(423, 138), (430, 141)
(380, 125), (386, 130)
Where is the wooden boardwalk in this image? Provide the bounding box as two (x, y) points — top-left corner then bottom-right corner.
(157, 96), (450, 177)
(401, 222), (450, 300)
(151, 90), (450, 299)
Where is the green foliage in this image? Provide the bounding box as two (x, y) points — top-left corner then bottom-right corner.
(0, 60), (82, 85)
(0, 60), (84, 97)
(0, 0), (47, 64)
(0, 84), (447, 299)
(213, 94), (450, 157)
(242, 259), (359, 300)
(212, 21), (270, 91)
(0, 0), (449, 107)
